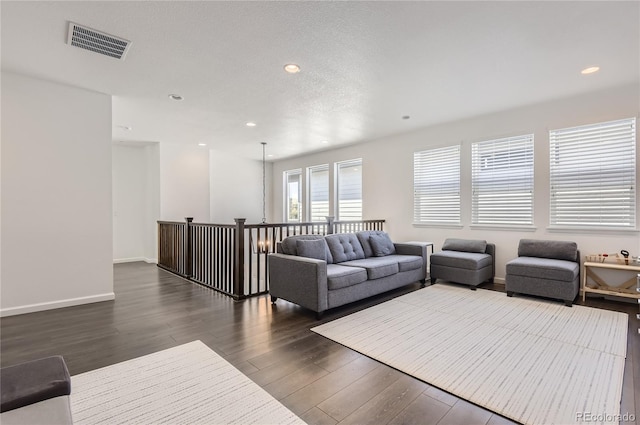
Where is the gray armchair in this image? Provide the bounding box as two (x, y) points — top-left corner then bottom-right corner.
(505, 239), (580, 306)
(430, 238), (495, 289)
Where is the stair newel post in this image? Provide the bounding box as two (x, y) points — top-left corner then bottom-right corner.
(233, 218), (246, 300)
(184, 217), (193, 277)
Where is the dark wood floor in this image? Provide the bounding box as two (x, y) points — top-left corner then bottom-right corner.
(1, 262), (638, 425)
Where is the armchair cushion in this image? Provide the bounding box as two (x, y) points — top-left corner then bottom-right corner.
(517, 239), (577, 262)
(431, 251), (493, 270)
(506, 257), (579, 282)
(442, 238), (487, 254)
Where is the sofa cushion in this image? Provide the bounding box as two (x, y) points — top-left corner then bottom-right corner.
(280, 235), (333, 263)
(430, 251), (492, 270)
(517, 239), (577, 262)
(506, 257), (579, 282)
(296, 239), (327, 261)
(326, 264), (368, 290)
(442, 238), (487, 254)
(326, 233), (365, 263)
(368, 234), (396, 257)
(385, 255), (423, 272)
(357, 231), (393, 257)
(340, 257), (399, 280)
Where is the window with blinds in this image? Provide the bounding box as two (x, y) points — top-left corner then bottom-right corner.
(336, 159), (362, 220)
(413, 145), (460, 225)
(284, 169), (302, 222)
(549, 118), (636, 229)
(471, 134), (534, 226)
(308, 164), (329, 222)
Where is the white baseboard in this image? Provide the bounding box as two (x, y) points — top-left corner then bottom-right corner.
(493, 277), (506, 284)
(113, 257), (158, 264)
(0, 293), (115, 317)
(113, 257), (145, 264)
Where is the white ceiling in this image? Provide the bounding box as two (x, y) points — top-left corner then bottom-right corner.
(2, 1), (638, 161)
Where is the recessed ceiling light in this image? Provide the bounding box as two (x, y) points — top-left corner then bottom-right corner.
(284, 64), (301, 74)
(267, 154), (274, 158)
(198, 143), (207, 147)
(581, 66), (600, 75)
(321, 140), (329, 144)
(246, 122), (257, 127)
(168, 94), (184, 101)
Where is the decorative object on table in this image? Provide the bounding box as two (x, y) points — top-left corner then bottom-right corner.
(585, 253), (626, 264)
(620, 249), (629, 265)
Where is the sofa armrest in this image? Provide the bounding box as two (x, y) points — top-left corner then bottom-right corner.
(486, 243), (496, 280)
(268, 253), (329, 313)
(394, 243), (428, 281)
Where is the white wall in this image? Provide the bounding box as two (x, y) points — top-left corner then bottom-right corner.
(144, 143), (160, 261)
(112, 143), (160, 263)
(159, 143), (210, 222)
(209, 150), (271, 223)
(1, 72), (114, 316)
(272, 83), (640, 281)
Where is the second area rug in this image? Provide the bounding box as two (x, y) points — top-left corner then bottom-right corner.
(311, 284), (628, 425)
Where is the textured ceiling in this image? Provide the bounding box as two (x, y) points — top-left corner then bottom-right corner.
(2, 1), (638, 160)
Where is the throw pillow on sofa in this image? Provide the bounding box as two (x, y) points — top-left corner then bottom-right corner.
(296, 239), (328, 261)
(369, 233), (396, 256)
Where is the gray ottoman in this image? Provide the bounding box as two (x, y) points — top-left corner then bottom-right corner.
(1, 356), (73, 424)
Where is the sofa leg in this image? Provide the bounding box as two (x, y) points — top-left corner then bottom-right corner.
(315, 311), (324, 320)
(420, 278), (426, 287)
(270, 296), (278, 304)
(430, 277), (436, 284)
(564, 300), (573, 307)
(507, 291), (514, 297)
(470, 286), (477, 291)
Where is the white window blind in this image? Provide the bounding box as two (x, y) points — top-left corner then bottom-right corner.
(549, 118), (636, 229)
(471, 134), (534, 226)
(336, 159), (362, 220)
(308, 164), (329, 222)
(413, 145), (460, 225)
(284, 169), (302, 222)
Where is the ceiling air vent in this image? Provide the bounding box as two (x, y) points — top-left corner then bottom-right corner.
(67, 22), (132, 60)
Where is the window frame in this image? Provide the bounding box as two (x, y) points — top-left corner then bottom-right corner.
(283, 168), (302, 222)
(413, 145), (461, 226)
(548, 118), (636, 230)
(335, 158), (363, 221)
(471, 134), (535, 228)
(307, 164), (330, 222)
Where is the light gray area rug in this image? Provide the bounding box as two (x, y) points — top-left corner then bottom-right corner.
(70, 340), (306, 425)
(312, 284), (628, 425)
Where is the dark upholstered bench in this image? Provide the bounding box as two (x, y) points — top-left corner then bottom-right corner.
(1, 356), (72, 424)
(430, 238), (495, 289)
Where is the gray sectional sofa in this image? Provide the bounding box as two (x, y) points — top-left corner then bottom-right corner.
(505, 239), (580, 306)
(268, 231), (428, 317)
